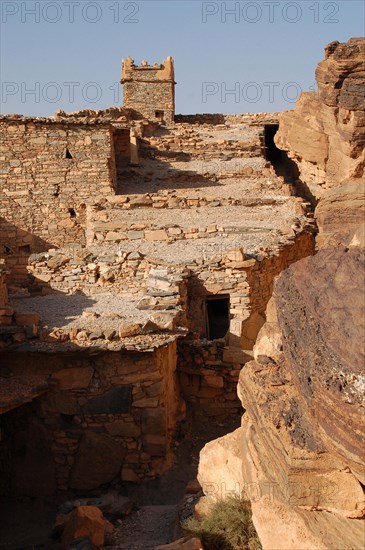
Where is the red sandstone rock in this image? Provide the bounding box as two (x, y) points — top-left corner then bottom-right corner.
(275, 38), (364, 198)
(61, 506), (110, 550)
(315, 181), (365, 247)
(199, 247), (365, 548)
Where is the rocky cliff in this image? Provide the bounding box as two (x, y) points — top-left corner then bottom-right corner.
(275, 38), (365, 249)
(198, 245), (365, 549)
(275, 37), (364, 199)
(197, 39), (365, 549)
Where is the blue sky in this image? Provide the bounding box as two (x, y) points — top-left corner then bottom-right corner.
(1, 0), (364, 116)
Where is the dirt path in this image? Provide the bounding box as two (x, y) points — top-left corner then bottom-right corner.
(108, 412), (240, 549)
(109, 505), (178, 550)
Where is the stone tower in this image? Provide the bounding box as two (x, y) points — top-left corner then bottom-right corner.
(121, 56), (175, 125)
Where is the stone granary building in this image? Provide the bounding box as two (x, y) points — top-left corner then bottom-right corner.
(0, 56), (315, 498)
(122, 56), (176, 125)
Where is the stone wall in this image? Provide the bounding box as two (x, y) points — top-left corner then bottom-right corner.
(177, 340), (243, 421)
(122, 56), (175, 125)
(0, 266), (8, 306)
(26, 247), (188, 299)
(0, 341), (182, 495)
(185, 232), (315, 347)
(24, 231), (314, 348)
(0, 265), (14, 329)
(113, 127), (131, 181)
(0, 117), (117, 281)
(175, 113), (280, 125)
(86, 200), (289, 247)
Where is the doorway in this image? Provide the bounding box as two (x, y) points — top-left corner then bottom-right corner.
(204, 295), (230, 340)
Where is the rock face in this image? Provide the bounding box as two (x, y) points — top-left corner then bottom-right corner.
(198, 246), (365, 549)
(315, 181), (365, 247)
(275, 38), (364, 200)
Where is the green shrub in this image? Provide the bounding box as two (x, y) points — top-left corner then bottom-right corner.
(182, 496), (261, 550)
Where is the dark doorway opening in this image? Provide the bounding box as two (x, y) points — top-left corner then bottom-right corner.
(65, 148), (73, 159)
(263, 124), (299, 184)
(113, 128), (131, 193)
(205, 296), (230, 340)
(264, 124), (282, 163)
(155, 110), (164, 122)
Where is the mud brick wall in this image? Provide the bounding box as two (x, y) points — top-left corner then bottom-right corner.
(0, 118), (117, 282)
(0, 342), (182, 495)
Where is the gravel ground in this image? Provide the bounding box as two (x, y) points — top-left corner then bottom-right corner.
(121, 166), (273, 199)
(102, 202), (294, 228)
(114, 230), (289, 264)
(10, 293), (150, 332)
(91, 201), (300, 264)
(109, 505), (178, 550)
(194, 123), (260, 142)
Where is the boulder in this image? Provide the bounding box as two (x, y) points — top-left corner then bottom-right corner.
(61, 506), (111, 550)
(47, 254), (70, 270)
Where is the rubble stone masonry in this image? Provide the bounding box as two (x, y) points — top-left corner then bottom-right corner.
(0, 117), (116, 280)
(122, 56), (175, 124)
(0, 341), (181, 493)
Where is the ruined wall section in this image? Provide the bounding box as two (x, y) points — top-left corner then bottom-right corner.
(0, 118), (117, 281)
(1, 342), (182, 494)
(175, 113), (280, 125)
